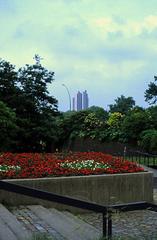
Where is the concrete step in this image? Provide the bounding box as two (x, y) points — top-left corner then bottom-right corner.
(50, 208), (101, 240)
(28, 205), (101, 240)
(0, 217), (17, 240)
(11, 205), (66, 240)
(0, 203), (31, 240)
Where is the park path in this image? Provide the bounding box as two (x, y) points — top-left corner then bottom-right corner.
(77, 167), (157, 239)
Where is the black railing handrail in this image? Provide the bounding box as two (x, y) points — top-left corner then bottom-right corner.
(0, 180), (157, 238)
(113, 151), (157, 158)
(123, 149), (157, 157)
(108, 201), (157, 212)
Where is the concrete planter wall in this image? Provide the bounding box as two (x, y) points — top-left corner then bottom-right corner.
(0, 172), (153, 212)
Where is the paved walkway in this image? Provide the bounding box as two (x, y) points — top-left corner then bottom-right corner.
(78, 190), (157, 240)
(77, 167), (157, 240)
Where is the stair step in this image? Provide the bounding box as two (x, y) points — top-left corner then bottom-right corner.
(11, 205), (66, 240)
(28, 205), (101, 240)
(0, 217), (17, 240)
(50, 208), (101, 240)
(0, 204), (31, 240)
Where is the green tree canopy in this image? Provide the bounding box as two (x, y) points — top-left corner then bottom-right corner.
(121, 108), (149, 144)
(86, 106), (108, 121)
(145, 76), (157, 104)
(139, 129), (157, 153)
(0, 101), (17, 151)
(0, 59), (19, 109)
(146, 106), (157, 129)
(107, 112), (124, 140)
(0, 57), (59, 152)
(16, 61), (58, 151)
(18, 62), (58, 113)
(109, 95), (135, 114)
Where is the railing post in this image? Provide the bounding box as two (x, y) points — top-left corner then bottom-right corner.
(123, 146), (126, 159)
(103, 209), (113, 239)
(102, 211), (107, 237)
(153, 155), (155, 166)
(108, 209), (112, 239)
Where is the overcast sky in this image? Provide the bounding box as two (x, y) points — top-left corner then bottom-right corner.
(1, 0), (157, 111)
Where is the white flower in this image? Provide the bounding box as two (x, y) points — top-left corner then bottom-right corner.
(0, 165), (21, 172)
(60, 159), (111, 170)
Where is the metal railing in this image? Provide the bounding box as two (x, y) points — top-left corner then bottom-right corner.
(0, 181), (109, 237)
(0, 180), (157, 239)
(125, 151), (157, 167)
(115, 148), (157, 167)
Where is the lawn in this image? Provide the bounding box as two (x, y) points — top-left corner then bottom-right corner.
(0, 152), (144, 179)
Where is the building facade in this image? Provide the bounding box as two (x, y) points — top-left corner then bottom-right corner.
(72, 90), (89, 111)
(77, 91), (82, 111)
(72, 97), (75, 111)
(83, 90), (89, 110)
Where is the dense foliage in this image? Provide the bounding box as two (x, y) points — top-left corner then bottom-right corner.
(109, 95), (135, 114)
(56, 104), (157, 152)
(0, 57), (58, 152)
(0, 57), (157, 153)
(145, 76), (157, 104)
(0, 101), (17, 150)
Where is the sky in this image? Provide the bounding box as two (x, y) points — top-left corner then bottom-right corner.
(1, 0), (157, 112)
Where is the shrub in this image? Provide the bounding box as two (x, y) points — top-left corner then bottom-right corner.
(139, 129), (157, 153)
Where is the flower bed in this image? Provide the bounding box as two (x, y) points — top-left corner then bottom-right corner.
(0, 152), (144, 179)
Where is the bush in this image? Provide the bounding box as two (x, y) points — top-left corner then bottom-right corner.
(139, 129), (157, 153)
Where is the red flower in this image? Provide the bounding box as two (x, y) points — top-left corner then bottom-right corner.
(0, 152), (144, 179)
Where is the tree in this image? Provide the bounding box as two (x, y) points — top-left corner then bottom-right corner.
(0, 101), (17, 151)
(139, 129), (157, 153)
(0, 57), (59, 152)
(121, 108), (149, 144)
(0, 59), (19, 109)
(81, 112), (105, 140)
(145, 76), (157, 104)
(15, 59), (58, 151)
(18, 62), (58, 113)
(109, 95), (135, 114)
(107, 112), (124, 140)
(87, 106), (108, 121)
(146, 106), (157, 129)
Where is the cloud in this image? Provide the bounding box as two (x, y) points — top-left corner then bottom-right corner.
(144, 15), (157, 30)
(1, 0), (157, 111)
(0, 0), (16, 14)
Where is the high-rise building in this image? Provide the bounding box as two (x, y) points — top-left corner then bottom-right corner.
(77, 91), (82, 111)
(72, 90), (89, 111)
(72, 97), (75, 111)
(83, 90), (89, 110)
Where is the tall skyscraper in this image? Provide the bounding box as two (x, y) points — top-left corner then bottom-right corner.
(72, 90), (89, 111)
(77, 91), (82, 111)
(72, 97), (75, 111)
(83, 90), (89, 110)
